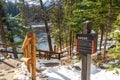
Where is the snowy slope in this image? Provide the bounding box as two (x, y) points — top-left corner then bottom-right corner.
(13, 59), (120, 80)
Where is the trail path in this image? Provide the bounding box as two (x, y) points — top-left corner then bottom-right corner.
(0, 59), (21, 80)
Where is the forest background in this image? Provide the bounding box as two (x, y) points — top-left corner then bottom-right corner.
(0, 0), (120, 69)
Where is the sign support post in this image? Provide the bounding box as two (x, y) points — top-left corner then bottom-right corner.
(82, 53), (91, 80)
(76, 33), (97, 80)
(76, 21), (96, 80)
(82, 21), (91, 80)
(82, 21), (92, 80)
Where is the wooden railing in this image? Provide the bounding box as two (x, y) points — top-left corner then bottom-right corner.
(0, 43), (21, 48)
(0, 43), (68, 60)
(37, 49), (68, 60)
(0, 43), (23, 58)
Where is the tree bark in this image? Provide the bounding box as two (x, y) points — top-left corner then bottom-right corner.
(39, 0), (53, 52)
(0, 3), (6, 44)
(103, 0), (112, 61)
(58, 1), (62, 51)
(69, 30), (72, 56)
(99, 27), (104, 51)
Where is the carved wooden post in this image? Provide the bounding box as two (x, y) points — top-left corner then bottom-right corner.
(31, 33), (36, 80)
(21, 31), (36, 80)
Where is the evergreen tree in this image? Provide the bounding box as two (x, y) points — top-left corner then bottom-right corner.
(0, 0), (6, 44)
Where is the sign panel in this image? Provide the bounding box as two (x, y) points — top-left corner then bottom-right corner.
(76, 34), (95, 54)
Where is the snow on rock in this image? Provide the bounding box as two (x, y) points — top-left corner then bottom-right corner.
(37, 59), (60, 64)
(91, 69), (120, 80)
(42, 66), (81, 80)
(13, 62), (41, 80)
(72, 61), (100, 74)
(42, 65), (120, 80)
(13, 59), (60, 80)
(0, 54), (5, 60)
(13, 60), (120, 80)
(72, 61), (81, 68)
(91, 64), (100, 74)
(41, 61), (120, 80)
(72, 61), (81, 72)
(36, 60), (45, 68)
(13, 63), (31, 80)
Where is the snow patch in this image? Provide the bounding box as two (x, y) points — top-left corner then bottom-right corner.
(13, 60), (120, 80)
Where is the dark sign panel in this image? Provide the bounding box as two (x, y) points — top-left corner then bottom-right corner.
(76, 34), (95, 54)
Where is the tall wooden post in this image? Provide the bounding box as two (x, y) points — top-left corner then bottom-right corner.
(81, 21), (92, 80)
(13, 47), (18, 58)
(31, 33), (36, 80)
(76, 21), (97, 80)
(21, 31), (36, 80)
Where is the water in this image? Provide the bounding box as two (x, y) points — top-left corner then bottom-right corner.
(35, 31), (54, 50)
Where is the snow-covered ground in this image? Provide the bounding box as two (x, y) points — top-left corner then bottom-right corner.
(13, 59), (120, 80)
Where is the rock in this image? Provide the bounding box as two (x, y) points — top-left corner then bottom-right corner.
(16, 63), (21, 68)
(0, 78), (7, 80)
(13, 75), (18, 80)
(60, 56), (71, 65)
(7, 70), (14, 73)
(72, 55), (77, 59)
(72, 66), (81, 71)
(36, 62), (45, 69)
(62, 52), (69, 56)
(72, 61), (81, 69)
(36, 67), (46, 73)
(5, 69), (10, 71)
(99, 63), (110, 69)
(40, 78), (47, 80)
(24, 76), (29, 80)
(0, 73), (4, 76)
(91, 64), (100, 74)
(36, 76), (40, 80)
(17, 75), (29, 80)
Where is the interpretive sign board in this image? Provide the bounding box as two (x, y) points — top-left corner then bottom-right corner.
(76, 34), (96, 54)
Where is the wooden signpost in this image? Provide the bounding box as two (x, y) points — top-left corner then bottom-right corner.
(21, 31), (36, 80)
(76, 34), (96, 54)
(76, 21), (97, 80)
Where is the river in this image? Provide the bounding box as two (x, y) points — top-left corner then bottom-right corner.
(35, 30), (54, 50)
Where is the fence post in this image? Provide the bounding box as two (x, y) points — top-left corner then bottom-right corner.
(13, 46), (18, 58)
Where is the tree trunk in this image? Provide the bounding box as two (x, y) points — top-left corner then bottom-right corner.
(69, 30), (72, 56)
(13, 46), (18, 58)
(58, 28), (62, 51)
(0, 3), (8, 57)
(44, 20), (53, 51)
(99, 27), (104, 51)
(103, 31), (107, 60)
(0, 26), (6, 43)
(0, 3), (6, 44)
(69, 0), (74, 56)
(72, 31), (75, 54)
(39, 0), (53, 52)
(20, 0), (28, 26)
(103, 0), (112, 61)
(58, 1), (62, 51)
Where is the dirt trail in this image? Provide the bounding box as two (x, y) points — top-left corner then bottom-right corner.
(0, 59), (22, 80)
